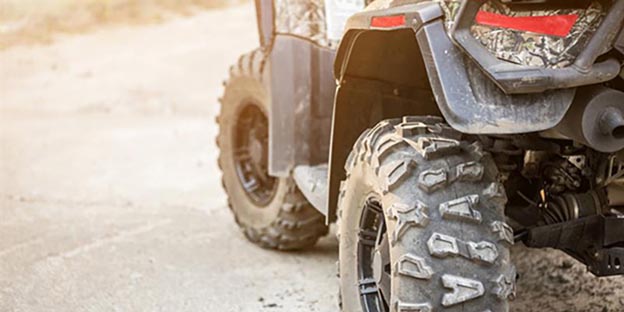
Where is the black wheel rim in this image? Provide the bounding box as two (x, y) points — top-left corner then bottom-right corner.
(233, 103), (277, 207)
(357, 198), (391, 311)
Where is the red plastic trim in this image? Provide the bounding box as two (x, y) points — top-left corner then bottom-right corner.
(476, 11), (579, 37)
(370, 15), (406, 28)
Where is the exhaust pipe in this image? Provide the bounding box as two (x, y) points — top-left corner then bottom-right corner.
(600, 107), (624, 140)
(555, 86), (624, 153)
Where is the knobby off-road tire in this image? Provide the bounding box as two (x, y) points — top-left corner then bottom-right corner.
(217, 50), (327, 250)
(338, 116), (517, 311)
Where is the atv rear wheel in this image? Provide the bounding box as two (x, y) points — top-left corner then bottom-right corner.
(217, 50), (328, 250)
(338, 116), (516, 311)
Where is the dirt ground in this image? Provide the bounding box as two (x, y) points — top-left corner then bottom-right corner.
(0, 0), (243, 49)
(0, 3), (622, 312)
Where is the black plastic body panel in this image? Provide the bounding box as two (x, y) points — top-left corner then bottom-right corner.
(417, 20), (577, 134)
(334, 1), (579, 134)
(268, 34), (336, 177)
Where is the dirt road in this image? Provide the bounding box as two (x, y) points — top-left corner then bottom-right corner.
(1, 3), (622, 312)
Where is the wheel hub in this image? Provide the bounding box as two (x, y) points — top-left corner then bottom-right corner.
(373, 249), (384, 284)
(248, 133), (265, 166)
(357, 198), (391, 311)
(233, 103), (277, 207)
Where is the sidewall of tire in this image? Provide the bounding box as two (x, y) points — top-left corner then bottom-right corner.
(338, 165), (374, 312)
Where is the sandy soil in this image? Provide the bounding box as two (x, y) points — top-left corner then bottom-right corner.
(0, 3), (622, 311)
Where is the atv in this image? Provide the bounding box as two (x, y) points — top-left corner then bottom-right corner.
(216, 0), (624, 311)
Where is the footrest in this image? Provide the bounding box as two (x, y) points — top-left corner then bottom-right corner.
(293, 164), (329, 217)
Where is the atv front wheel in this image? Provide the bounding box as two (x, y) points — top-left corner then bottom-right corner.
(338, 117), (516, 311)
(217, 50), (328, 250)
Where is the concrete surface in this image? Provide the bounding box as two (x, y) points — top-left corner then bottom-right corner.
(0, 3), (622, 312)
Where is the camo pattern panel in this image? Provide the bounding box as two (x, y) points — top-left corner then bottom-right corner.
(437, 0), (606, 68)
(275, 0), (329, 46)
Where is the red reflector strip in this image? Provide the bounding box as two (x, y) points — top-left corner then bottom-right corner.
(370, 15), (406, 28)
(476, 11), (579, 37)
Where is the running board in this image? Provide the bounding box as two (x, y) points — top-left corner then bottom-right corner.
(293, 164), (329, 217)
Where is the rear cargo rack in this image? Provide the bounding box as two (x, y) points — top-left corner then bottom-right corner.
(451, 0), (624, 94)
